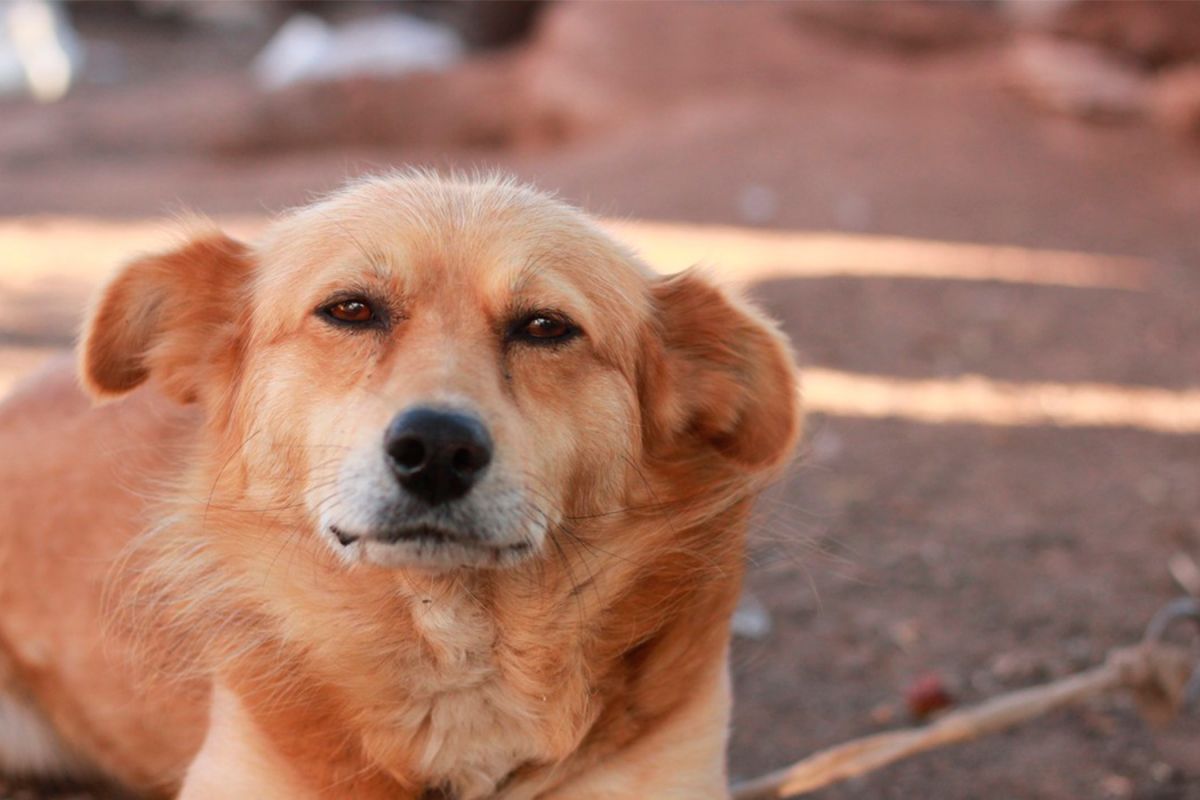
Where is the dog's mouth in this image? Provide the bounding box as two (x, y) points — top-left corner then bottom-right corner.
(329, 523), (534, 569)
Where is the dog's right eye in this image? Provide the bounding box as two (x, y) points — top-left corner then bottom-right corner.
(318, 297), (381, 328)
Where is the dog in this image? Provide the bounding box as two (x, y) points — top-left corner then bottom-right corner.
(0, 173), (801, 798)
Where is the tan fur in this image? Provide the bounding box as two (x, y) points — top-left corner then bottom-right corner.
(0, 173), (801, 798)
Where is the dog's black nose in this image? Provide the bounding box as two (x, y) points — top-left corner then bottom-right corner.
(384, 408), (493, 506)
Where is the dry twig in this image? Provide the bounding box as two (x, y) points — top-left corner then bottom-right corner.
(1168, 552), (1200, 598)
(732, 600), (1199, 800)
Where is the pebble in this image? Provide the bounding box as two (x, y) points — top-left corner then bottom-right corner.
(732, 592), (773, 640)
(737, 184), (779, 226)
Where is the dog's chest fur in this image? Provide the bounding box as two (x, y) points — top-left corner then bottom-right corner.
(352, 589), (591, 800)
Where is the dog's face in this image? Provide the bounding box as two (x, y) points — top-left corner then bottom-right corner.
(241, 179), (659, 570)
(80, 175), (800, 574)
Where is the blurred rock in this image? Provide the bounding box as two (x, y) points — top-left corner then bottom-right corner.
(219, 56), (531, 153)
(1007, 36), (1148, 121)
(732, 592), (772, 640)
(0, 0), (81, 101)
(990, 648), (1053, 685)
(1149, 761), (1176, 784)
(808, 428), (843, 462)
(136, 0), (272, 31)
(887, 618), (922, 652)
(868, 700), (899, 727)
(517, 2), (843, 139)
(253, 12), (464, 91)
(1150, 64), (1200, 142)
(737, 184), (779, 226)
(792, 1), (1006, 55)
(414, 1), (543, 52)
(1050, 0), (1200, 70)
(217, 3), (850, 153)
(1167, 551), (1200, 596)
(905, 672), (955, 720)
(0, 7), (20, 93)
(999, 0), (1075, 31)
(1099, 773), (1134, 799)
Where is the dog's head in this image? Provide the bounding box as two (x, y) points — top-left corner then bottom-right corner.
(80, 174), (800, 575)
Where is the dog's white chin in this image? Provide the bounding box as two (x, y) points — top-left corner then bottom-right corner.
(358, 537), (538, 570)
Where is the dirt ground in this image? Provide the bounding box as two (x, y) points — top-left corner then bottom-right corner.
(2, 3), (1199, 798)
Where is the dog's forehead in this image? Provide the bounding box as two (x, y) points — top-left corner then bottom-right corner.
(258, 178), (653, 300)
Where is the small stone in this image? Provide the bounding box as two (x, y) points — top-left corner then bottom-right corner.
(1007, 36), (1148, 120)
(887, 618), (922, 652)
(905, 673), (955, 720)
(737, 184), (779, 226)
(1150, 64), (1200, 141)
(1099, 773), (1134, 799)
(1150, 761), (1175, 784)
(869, 701), (898, 726)
(809, 427), (843, 462)
(990, 649), (1051, 685)
(732, 592), (772, 640)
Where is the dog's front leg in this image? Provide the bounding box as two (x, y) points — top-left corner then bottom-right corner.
(535, 659), (734, 800)
(177, 683), (316, 800)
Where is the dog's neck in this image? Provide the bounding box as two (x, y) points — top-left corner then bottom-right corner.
(197, 504), (747, 800)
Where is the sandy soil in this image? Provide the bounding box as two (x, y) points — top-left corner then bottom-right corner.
(1, 3), (1198, 798)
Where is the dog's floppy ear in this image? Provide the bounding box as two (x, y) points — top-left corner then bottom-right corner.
(80, 233), (254, 404)
(642, 269), (802, 474)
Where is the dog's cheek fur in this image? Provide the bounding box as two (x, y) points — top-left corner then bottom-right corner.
(642, 270), (802, 477)
(79, 233), (254, 405)
(518, 361), (641, 517)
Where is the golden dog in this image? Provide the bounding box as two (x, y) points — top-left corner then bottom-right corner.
(0, 173), (800, 798)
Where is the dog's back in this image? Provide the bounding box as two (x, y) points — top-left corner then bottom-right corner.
(0, 358), (206, 792)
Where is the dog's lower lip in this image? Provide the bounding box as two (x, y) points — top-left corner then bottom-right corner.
(331, 525), (357, 546)
(330, 524), (529, 552)
(380, 526), (532, 553)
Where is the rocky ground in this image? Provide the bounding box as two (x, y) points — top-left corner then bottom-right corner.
(2, 3), (1199, 798)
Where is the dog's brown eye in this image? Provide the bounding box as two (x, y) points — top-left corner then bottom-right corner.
(319, 298), (379, 327)
(525, 317), (568, 338)
(512, 313), (579, 345)
(330, 301), (372, 322)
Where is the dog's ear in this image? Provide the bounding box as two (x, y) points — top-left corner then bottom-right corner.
(642, 270), (802, 474)
(80, 233), (254, 404)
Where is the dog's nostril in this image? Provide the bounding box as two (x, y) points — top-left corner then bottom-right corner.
(391, 438), (426, 471)
(452, 445), (487, 475)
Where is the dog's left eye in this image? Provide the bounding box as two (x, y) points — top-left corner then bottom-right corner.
(318, 298), (379, 327)
(510, 313), (579, 344)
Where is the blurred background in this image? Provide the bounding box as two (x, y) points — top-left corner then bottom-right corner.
(2, 1), (1200, 798)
